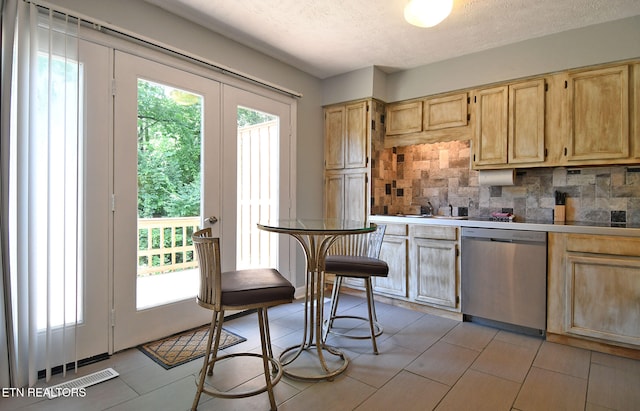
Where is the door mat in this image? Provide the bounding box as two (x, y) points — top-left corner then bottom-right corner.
(138, 325), (246, 370)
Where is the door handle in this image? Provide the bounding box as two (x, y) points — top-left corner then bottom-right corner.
(205, 216), (218, 224)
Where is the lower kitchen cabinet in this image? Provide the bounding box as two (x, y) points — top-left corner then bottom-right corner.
(409, 225), (459, 310)
(373, 224), (408, 298)
(548, 233), (640, 351)
(360, 221), (460, 313)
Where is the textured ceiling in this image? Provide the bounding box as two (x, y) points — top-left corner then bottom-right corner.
(144, 0), (640, 79)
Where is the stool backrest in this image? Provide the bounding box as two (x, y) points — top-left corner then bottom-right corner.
(328, 224), (386, 259)
(192, 227), (222, 310)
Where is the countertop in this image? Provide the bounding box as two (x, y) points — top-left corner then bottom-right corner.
(369, 215), (640, 237)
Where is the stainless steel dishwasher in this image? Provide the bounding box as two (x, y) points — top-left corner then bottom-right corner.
(461, 227), (547, 335)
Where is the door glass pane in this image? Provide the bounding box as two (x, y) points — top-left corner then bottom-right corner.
(236, 107), (279, 269)
(136, 79), (202, 309)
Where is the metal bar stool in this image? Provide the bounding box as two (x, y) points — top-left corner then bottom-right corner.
(191, 228), (295, 411)
(323, 224), (388, 354)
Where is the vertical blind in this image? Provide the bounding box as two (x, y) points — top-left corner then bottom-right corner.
(5, 1), (83, 387)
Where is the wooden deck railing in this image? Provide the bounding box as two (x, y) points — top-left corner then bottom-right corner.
(137, 217), (200, 275)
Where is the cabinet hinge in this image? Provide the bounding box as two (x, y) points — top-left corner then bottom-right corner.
(110, 309), (116, 327)
(380, 114), (385, 125)
(564, 147), (568, 156)
(544, 148), (548, 158)
(564, 80), (568, 89)
(467, 113), (471, 121)
(456, 248), (459, 257)
(111, 79), (116, 96)
(474, 96), (477, 103)
(371, 120), (375, 130)
(467, 97), (470, 104)
(111, 194), (116, 212)
(544, 82), (548, 92)
(366, 175), (369, 183)
(456, 296), (460, 304)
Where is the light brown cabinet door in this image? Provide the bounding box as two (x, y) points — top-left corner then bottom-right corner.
(324, 105), (345, 170)
(424, 92), (468, 131)
(345, 101), (368, 169)
(386, 100), (423, 135)
(634, 63), (640, 160)
(566, 65), (629, 161)
(374, 234), (408, 298)
(548, 233), (640, 350)
(344, 170), (369, 221)
(411, 237), (458, 308)
(324, 172), (345, 220)
(324, 101), (368, 169)
(473, 85), (508, 166)
(409, 225), (458, 309)
(565, 253), (640, 346)
(509, 79), (546, 164)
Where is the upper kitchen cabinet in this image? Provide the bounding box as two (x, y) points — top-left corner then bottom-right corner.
(385, 92), (471, 147)
(509, 80), (546, 164)
(472, 79), (546, 169)
(423, 92), (469, 131)
(472, 85), (509, 167)
(565, 65), (631, 163)
(385, 100), (423, 136)
(324, 100), (369, 170)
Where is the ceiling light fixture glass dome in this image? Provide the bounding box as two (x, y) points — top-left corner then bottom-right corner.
(404, 0), (454, 28)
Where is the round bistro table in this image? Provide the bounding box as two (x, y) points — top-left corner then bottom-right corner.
(257, 219), (376, 381)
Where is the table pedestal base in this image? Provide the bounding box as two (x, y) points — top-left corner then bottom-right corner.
(279, 343), (348, 381)
(279, 265), (349, 381)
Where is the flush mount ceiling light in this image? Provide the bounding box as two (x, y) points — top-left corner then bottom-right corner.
(404, 0), (454, 28)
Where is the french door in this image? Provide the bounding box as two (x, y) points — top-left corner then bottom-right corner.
(113, 52), (218, 350)
(112, 51), (294, 350)
(220, 85), (294, 276)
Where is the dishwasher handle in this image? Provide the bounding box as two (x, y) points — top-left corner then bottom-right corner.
(462, 227), (547, 244)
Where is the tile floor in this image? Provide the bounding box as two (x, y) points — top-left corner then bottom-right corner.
(3, 294), (640, 411)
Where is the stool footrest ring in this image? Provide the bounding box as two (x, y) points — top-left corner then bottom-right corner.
(196, 352), (283, 399)
(324, 315), (383, 339)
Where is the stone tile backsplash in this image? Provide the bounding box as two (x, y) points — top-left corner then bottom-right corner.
(371, 140), (640, 224)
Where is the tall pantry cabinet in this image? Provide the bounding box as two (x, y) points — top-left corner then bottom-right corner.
(324, 99), (385, 221)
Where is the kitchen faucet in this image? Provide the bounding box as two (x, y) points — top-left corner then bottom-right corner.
(424, 201), (434, 216)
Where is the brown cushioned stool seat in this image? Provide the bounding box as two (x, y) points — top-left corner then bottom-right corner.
(325, 256), (389, 278)
(221, 269), (295, 306)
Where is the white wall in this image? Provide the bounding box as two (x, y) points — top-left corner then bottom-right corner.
(324, 14), (640, 104)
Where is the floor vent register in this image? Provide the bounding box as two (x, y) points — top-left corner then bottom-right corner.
(45, 368), (119, 399)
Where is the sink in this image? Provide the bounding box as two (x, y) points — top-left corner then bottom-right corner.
(433, 215), (468, 220)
